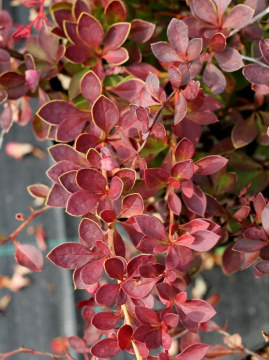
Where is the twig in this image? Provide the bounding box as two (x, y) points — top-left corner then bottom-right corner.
(0, 47), (24, 61)
(229, 7), (269, 37)
(138, 89), (177, 153)
(241, 55), (269, 68)
(0, 346), (73, 360)
(0, 207), (49, 246)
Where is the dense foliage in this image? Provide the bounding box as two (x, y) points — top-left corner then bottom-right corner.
(0, 0), (269, 359)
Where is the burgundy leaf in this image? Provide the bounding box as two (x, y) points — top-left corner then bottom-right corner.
(109, 78), (144, 102)
(222, 243), (244, 274)
(174, 92), (187, 125)
(184, 230), (219, 252)
(46, 183), (70, 208)
(255, 260), (269, 274)
(104, 23), (130, 52)
(102, 47), (129, 64)
(195, 155), (228, 175)
(182, 184), (207, 217)
(121, 194), (144, 218)
(209, 33), (226, 53)
(59, 171), (80, 193)
(135, 306), (159, 325)
(203, 62), (226, 95)
(135, 215), (167, 240)
(118, 325), (133, 350)
(77, 13), (104, 50)
(176, 343), (210, 360)
(92, 311), (120, 330)
(233, 238), (266, 253)
(122, 277), (158, 299)
(231, 115), (257, 148)
(14, 243), (43, 272)
(0, 71), (28, 99)
(79, 218), (103, 247)
(91, 338), (120, 359)
(95, 283), (120, 305)
(223, 4), (254, 30)
(175, 138), (195, 161)
(144, 168), (169, 190)
(215, 48), (243, 72)
(109, 176), (123, 200)
(104, 0), (127, 23)
(80, 71), (102, 105)
(66, 191), (100, 216)
(130, 19), (155, 43)
(167, 18), (189, 56)
(27, 183), (49, 199)
(38, 100), (82, 125)
(105, 257), (126, 280)
(168, 191), (182, 216)
(76, 168), (107, 192)
(179, 300), (216, 323)
(260, 39), (269, 65)
(171, 160), (194, 181)
(47, 242), (93, 269)
(92, 95), (118, 135)
(151, 42), (181, 62)
(80, 257), (105, 285)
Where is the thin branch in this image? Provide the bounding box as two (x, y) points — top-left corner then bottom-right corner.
(0, 47), (24, 61)
(229, 6), (269, 38)
(138, 89), (177, 154)
(241, 55), (269, 68)
(0, 346), (74, 360)
(0, 207), (49, 246)
(243, 347), (269, 360)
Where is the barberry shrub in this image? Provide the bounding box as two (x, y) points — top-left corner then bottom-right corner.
(0, 1), (269, 360)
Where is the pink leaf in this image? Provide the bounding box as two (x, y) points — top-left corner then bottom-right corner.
(168, 191), (182, 215)
(25, 69), (40, 93)
(77, 13), (104, 50)
(243, 64), (269, 85)
(109, 78), (144, 102)
(27, 184), (50, 199)
(215, 48), (243, 72)
(92, 95), (118, 134)
(80, 71), (102, 105)
(174, 92), (187, 125)
(167, 18), (189, 56)
(46, 183), (70, 208)
(68, 336), (88, 354)
(190, 0), (218, 26)
(79, 218), (103, 247)
(168, 66), (182, 89)
(151, 41), (181, 62)
(187, 38), (203, 62)
(223, 4), (254, 30)
(179, 300), (216, 323)
(135, 214), (168, 240)
(14, 243), (43, 272)
(109, 176), (123, 200)
(195, 155), (228, 175)
(261, 205), (269, 236)
(260, 39), (269, 65)
(129, 19), (155, 43)
(214, 0), (232, 19)
(184, 230), (219, 252)
(182, 80), (200, 100)
(209, 33), (226, 53)
(47, 242), (93, 269)
(102, 47), (129, 64)
(203, 62), (226, 95)
(91, 338), (120, 359)
(176, 343), (210, 360)
(104, 23), (130, 52)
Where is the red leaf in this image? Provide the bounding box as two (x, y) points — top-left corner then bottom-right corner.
(182, 184), (207, 217)
(104, 23), (130, 52)
(195, 155), (228, 175)
(77, 13), (104, 50)
(38, 100), (82, 126)
(48, 242), (95, 269)
(91, 338), (120, 359)
(27, 184), (49, 199)
(76, 168), (107, 192)
(79, 218), (103, 247)
(175, 138), (195, 161)
(233, 238), (266, 253)
(109, 78), (144, 102)
(130, 19), (155, 43)
(92, 311), (120, 330)
(14, 243), (43, 272)
(105, 257), (126, 280)
(167, 18), (189, 56)
(209, 33), (226, 53)
(80, 71), (102, 105)
(222, 243), (244, 274)
(203, 62), (226, 95)
(214, 0), (231, 19)
(104, 0), (127, 23)
(171, 160), (194, 181)
(0, 71), (28, 99)
(135, 306), (159, 325)
(121, 194), (144, 218)
(151, 41), (181, 62)
(185, 230), (219, 252)
(66, 191), (100, 216)
(144, 168), (169, 190)
(190, 0), (218, 26)
(176, 343), (210, 360)
(80, 257), (105, 285)
(215, 48), (243, 72)
(260, 39), (269, 65)
(232, 114), (257, 148)
(46, 183), (70, 208)
(135, 215), (167, 240)
(92, 95), (118, 135)
(122, 277), (158, 299)
(118, 325), (133, 350)
(223, 4), (254, 30)
(95, 283), (120, 304)
(255, 260), (269, 274)
(25, 69), (40, 93)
